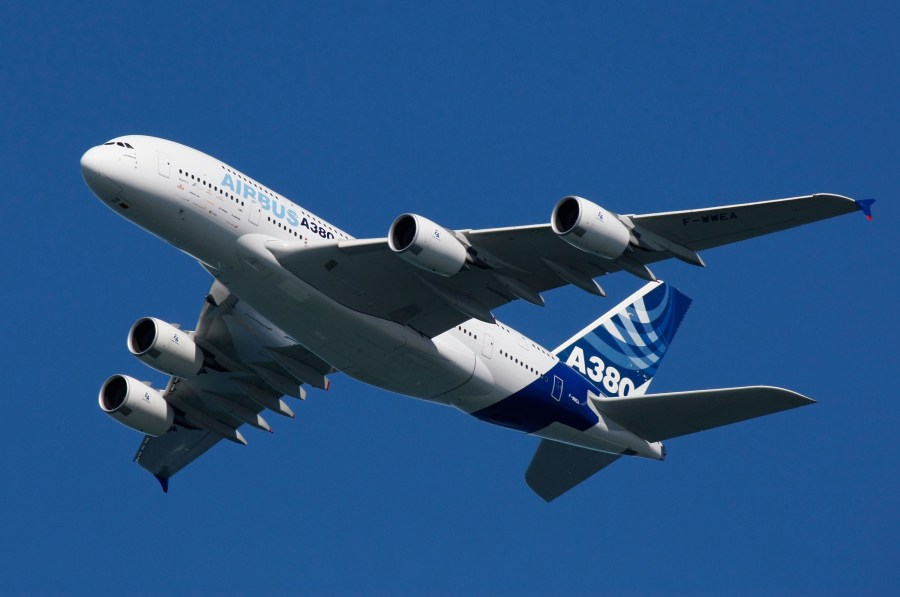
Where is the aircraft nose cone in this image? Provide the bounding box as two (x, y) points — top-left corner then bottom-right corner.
(80, 146), (105, 181)
(81, 145), (122, 200)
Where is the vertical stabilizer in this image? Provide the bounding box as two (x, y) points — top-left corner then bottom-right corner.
(553, 281), (691, 397)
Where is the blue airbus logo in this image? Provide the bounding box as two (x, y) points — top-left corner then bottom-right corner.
(221, 173), (334, 238)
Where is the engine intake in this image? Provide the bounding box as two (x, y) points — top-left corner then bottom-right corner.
(99, 375), (174, 436)
(551, 196), (631, 260)
(388, 213), (467, 277)
(128, 317), (203, 379)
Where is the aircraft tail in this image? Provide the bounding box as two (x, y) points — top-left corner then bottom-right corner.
(528, 284), (814, 503)
(553, 281), (692, 397)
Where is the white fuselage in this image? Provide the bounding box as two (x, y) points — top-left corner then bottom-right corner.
(81, 135), (661, 459)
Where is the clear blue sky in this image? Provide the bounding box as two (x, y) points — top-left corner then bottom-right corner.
(1, 1), (897, 594)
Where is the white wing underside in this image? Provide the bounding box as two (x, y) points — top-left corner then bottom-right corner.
(269, 194), (859, 338)
(133, 281), (333, 488)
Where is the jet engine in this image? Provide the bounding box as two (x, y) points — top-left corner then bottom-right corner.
(128, 317), (203, 379)
(99, 375), (174, 436)
(551, 196), (631, 260)
(388, 213), (468, 276)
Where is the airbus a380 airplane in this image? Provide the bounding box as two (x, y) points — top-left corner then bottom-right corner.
(81, 135), (874, 501)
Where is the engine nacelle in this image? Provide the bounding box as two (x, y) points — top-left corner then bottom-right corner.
(388, 213), (468, 277)
(128, 317), (203, 379)
(551, 196), (631, 260)
(99, 375), (174, 436)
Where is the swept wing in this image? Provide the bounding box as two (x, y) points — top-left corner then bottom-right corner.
(269, 194), (862, 338)
(133, 281), (333, 489)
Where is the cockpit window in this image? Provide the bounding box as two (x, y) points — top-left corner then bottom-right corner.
(103, 141), (134, 149)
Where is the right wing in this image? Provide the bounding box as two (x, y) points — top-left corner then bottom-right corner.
(268, 194), (866, 338)
(133, 280), (334, 490)
(590, 386), (815, 442)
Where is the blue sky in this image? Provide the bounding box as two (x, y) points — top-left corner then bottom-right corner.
(1, 1), (897, 594)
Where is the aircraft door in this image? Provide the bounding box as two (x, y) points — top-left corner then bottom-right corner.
(551, 375), (563, 401)
(157, 154), (170, 178)
(481, 334), (494, 358)
(249, 201), (261, 225)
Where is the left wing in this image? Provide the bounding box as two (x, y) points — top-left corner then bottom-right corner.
(133, 281), (334, 490)
(268, 193), (867, 338)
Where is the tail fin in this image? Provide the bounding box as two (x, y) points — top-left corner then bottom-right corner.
(553, 281), (692, 397)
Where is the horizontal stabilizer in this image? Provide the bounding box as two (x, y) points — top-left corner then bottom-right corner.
(525, 439), (621, 502)
(591, 386), (814, 442)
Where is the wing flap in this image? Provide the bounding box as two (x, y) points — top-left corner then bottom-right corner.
(525, 439), (621, 502)
(592, 386), (815, 442)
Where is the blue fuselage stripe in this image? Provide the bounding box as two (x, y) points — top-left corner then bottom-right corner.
(471, 362), (600, 433)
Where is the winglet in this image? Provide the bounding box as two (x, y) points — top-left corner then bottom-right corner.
(855, 198), (876, 221)
(155, 475), (170, 493)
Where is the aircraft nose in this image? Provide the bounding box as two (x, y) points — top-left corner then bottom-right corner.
(81, 145), (122, 200)
(80, 145), (105, 181)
